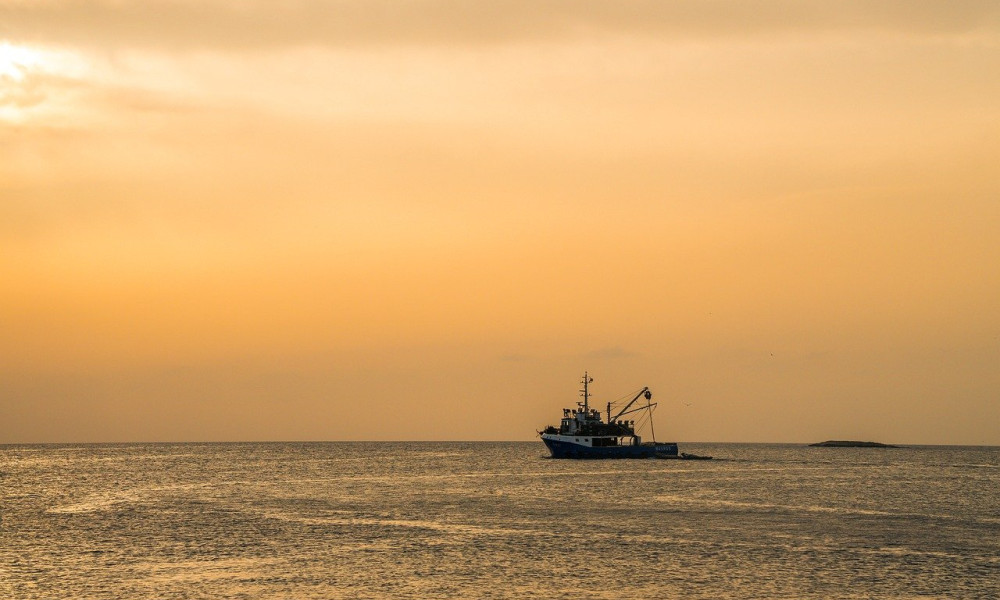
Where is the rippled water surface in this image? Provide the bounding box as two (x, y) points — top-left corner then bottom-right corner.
(2, 442), (998, 599)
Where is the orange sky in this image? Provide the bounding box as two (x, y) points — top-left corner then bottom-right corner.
(2, 1), (998, 444)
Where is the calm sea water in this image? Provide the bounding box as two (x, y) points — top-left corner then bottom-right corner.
(1, 442), (998, 599)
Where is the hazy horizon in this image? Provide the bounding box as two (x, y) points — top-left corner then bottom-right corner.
(3, 1), (998, 445)
(3, 440), (998, 448)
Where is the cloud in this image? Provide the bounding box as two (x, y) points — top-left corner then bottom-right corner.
(3, 0), (997, 51)
(0, 71), (47, 108)
(583, 346), (639, 360)
(500, 354), (534, 362)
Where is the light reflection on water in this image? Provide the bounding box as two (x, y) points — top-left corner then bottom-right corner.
(1, 442), (998, 599)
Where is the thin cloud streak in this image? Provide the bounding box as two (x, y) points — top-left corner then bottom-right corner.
(3, 0), (998, 50)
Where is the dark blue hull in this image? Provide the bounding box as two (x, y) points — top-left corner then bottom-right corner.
(542, 437), (678, 459)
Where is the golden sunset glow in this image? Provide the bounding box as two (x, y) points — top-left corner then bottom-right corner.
(2, 2), (998, 444)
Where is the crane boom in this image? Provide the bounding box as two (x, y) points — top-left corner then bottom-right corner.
(610, 387), (651, 422)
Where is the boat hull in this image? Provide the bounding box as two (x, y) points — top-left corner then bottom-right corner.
(541, 436), (678, 459)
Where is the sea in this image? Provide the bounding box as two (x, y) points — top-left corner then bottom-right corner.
(1, 442), (998, 599)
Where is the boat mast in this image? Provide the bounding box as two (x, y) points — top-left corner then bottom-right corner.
(580, 372), (593, 413)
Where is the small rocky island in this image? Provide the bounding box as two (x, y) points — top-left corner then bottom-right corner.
(809, 440), (899, 448)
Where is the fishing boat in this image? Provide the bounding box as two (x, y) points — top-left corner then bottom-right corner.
(538, 373), (679, 459)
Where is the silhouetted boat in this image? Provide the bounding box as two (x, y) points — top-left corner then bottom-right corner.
(538, 373), (681, 459)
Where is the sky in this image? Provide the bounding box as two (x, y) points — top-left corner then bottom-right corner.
(2, 1), (998, 444)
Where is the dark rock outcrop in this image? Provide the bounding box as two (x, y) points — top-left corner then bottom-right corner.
(809, 440), (899, 448)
